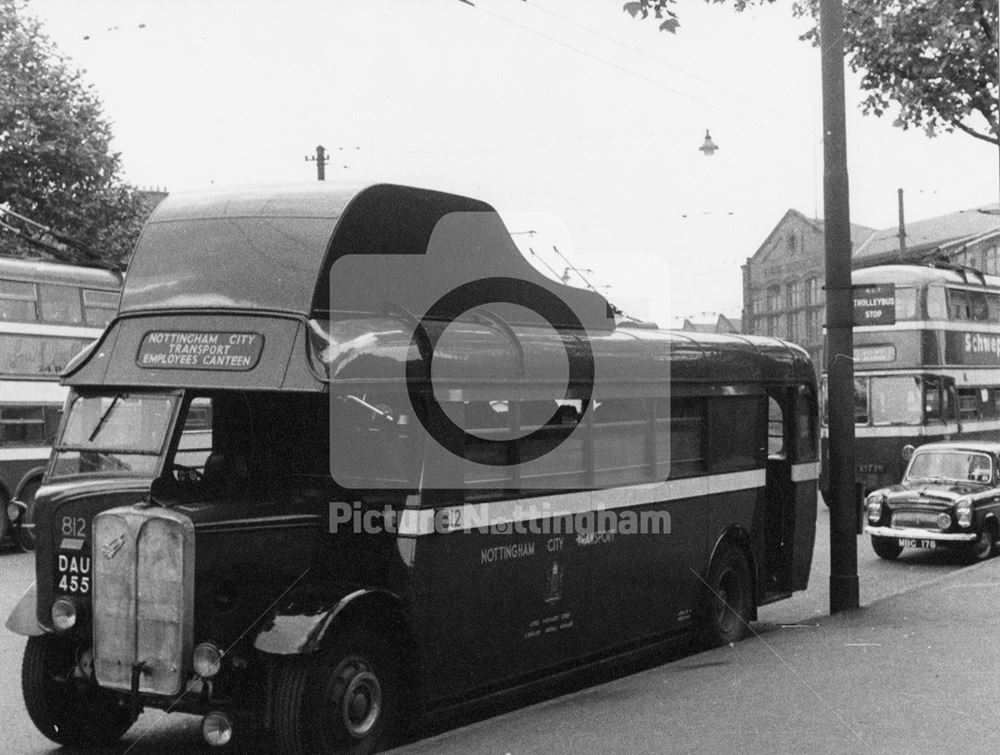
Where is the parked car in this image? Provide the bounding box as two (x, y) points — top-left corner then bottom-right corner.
(864, 441), (1000, 561)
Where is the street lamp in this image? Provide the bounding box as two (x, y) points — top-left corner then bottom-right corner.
(699, 129), (719, 156)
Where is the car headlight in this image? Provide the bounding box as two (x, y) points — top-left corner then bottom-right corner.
(6, 501), (21, 523)
(866, 493), (886, 522)
(956, 498), (973, 528)
(936, 512), (951, 530)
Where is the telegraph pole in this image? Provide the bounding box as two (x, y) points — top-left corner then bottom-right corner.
(305, 145), (328, 181)
(820, 0), (860, 612)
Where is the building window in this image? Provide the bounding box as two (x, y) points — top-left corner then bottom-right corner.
(788, 311), (801, 342)
(766, 285), (781, 312)
(805, 277), (821, 306)
(806, 310), (820, 342)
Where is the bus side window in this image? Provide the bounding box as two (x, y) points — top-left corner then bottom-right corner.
(0, 405), (45, 445)
(707, 395), (766, 473)
(795, 386), (817, 462)
(767, 397), (785, 459)
(0, 280), (38, 322)
(656, 396), (705, 479)
(38, 284), (82, 324)
(924, 378), (942, 422)
(592, 398), (649, 487)
(854, 377), (869, 425)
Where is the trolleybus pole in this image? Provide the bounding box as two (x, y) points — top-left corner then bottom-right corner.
(820, 0), (860, 612)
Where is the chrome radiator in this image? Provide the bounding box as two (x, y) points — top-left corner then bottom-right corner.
(93, 506), (195, 696)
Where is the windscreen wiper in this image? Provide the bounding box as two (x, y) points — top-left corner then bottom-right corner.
(88, 393), (125, 442)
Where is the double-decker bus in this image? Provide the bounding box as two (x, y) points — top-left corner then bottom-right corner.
(6, 184), (818, 753)
(0, 257), (121, 548)
(821, 262), (1000, 500)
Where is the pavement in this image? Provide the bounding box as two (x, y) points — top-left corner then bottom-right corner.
(392, 556), (1000, 755)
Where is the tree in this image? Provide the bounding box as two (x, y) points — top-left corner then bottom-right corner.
(0, 0), (148, 268)
(623, 0), (999, 147)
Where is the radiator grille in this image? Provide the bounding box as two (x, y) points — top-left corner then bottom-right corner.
(93, 507), (194, 696)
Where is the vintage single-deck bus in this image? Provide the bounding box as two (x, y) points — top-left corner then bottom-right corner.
(0, 257), (121, 550)
(821, 263), (1000, 500)
(6, 184), (817, 753)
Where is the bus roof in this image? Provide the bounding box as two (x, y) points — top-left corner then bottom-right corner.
(853, 263), (1000, 288)
(121, 182), (588, 320)
(0, 256), (122, 289)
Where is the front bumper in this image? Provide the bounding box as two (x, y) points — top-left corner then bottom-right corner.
(864, 525), (977, 543)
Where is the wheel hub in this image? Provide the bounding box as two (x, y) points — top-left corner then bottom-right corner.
(336, 661), (382, 739)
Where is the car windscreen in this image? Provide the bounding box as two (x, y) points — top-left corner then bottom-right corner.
(905, 450), (992, 484)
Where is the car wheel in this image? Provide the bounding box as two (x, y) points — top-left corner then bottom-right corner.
(699, 542), (753, 648)
(871, 535), (903, 560)
(272, 628), (398, 755)
(967, 521), (998, 562)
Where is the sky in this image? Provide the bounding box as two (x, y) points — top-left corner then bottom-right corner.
(24, 0), (1000, 325)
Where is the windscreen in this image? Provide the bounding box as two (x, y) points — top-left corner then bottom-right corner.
(51, 392), (177, 478)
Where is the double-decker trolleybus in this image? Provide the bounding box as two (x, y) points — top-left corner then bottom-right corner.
(821, 262), (1000, 501)
(6, 184), (818, 753)
(0, 257), (121, 549)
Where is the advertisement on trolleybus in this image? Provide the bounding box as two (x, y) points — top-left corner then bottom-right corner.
(5, 183), (818, 754)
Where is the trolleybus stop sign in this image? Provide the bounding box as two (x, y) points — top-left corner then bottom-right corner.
(853, 283), (896, 326)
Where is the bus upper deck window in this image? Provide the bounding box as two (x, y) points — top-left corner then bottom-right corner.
(0, 280), (37, 322)
(927, 286), (947, 320)
(38, 284), (82, 324)
(894, 287), (918, 320)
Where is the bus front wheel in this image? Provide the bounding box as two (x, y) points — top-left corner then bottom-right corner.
(700, 542), (753, 648)
(273, 627), (398, 755)
(21, 635), (133, 746)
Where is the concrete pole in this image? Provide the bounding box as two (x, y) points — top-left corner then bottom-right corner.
(820, 0), (860, 612)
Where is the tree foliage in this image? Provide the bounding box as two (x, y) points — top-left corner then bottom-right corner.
(0, 0), (148, 268)
(623, 0), (1000, 146)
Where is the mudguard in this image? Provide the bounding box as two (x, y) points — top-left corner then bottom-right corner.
(5, 583), (43, 636)
(254, 588), (399, 655)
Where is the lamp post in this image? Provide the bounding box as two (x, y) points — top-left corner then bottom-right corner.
(820, 0), (859, 613)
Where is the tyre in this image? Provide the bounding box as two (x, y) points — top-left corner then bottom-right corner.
(21, 635), (133, 746)
(13, 475), (41, 552)
(699, 542), (753, 648)
(871, 535), (903, 560)
(272, 628), (398, 755)
(967, 521), (998, 562)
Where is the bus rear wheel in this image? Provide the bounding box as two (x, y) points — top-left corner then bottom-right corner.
(700, 542), (753, 647)
(871, 536), (903, 560)
(273, 628), (398, 755)
(21, 635), (133, 746)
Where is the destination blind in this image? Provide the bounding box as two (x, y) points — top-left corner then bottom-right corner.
(136, 331), (263, 371)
